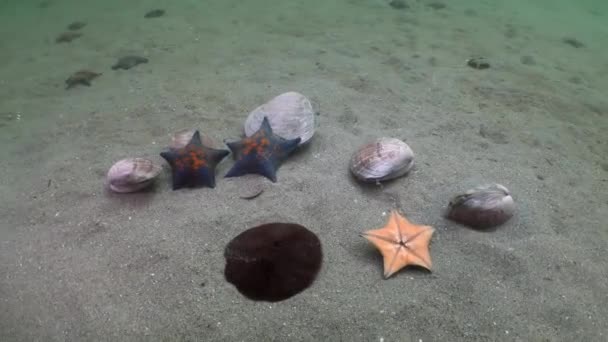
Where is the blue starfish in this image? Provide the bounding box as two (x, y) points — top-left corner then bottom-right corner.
(225, 117), (301, 182)
(160, 131), (229, 189)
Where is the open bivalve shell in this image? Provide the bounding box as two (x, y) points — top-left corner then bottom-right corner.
(244, 91), (315, 145)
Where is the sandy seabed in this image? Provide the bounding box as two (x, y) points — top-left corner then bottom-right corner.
(1, 0), (607, 341)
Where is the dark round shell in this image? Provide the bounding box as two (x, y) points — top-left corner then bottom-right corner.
(224, 223), (322, 302)
(446, 184), (515, 229)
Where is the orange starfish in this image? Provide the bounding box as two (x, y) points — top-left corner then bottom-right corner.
(361, 210), (435, 278)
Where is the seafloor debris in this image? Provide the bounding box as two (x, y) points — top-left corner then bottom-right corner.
(144, 9), (165, 18)
(236, 176), (266, 200)
(562, 37), (584, 48)
(65, 70), (101, 89)
(67, 21), (86, 30)
(224, 222), (322, 302)
(389, 0), (409, 9)
(111, 56), (149, 70)
(428, 2), (446, 10)
(466, 57), (490, 70)
(520, 55), (536, 65)
(55, 31), (82, 43)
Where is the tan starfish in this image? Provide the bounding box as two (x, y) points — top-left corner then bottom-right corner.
(361, 210), (435, 278)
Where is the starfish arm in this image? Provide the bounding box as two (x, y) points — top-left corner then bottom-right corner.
(257, 160), (278, 182)
(226, 140), (245, 158)
(160, 151), (177, 164)
(275, 137), (301, 161)
(195, 167), (216, 188)
(258, 116), (274, 134)
(207, 148), (230, 164)
(189, 130), (202, 146)
(404, 227), (434, 270)
(361, 233), (403, 278)
(383, 247), (404, 278)
(225, 161), (252, 179)
(170, 167), (190, 190)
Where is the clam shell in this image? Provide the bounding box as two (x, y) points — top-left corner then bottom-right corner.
(349, 138), (414, 182)
(169, 129), (216, 149)
(106, 158), (162, 193)
(244, 91), (315, 145)
(446, 183), (515, 229)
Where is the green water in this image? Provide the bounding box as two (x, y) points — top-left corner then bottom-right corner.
(0, 1), (606, 341)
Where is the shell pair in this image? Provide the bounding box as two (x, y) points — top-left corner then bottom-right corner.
(349, 139), (515, 229)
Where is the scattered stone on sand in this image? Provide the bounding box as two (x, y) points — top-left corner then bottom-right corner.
(65, 70), (101, 89)
(38, 1), (52, 8)
(562, 37), (584, 48)
(0, 112), (19, 128)
(568, 76), (583, 84)
(467, 57), (490, 70)
(239, 182), (265, 200)
(144, 9), (165, 18)
(55, 31), (82, 43)
(479, 124), (509, 144)
(520, 55), (536, 65)
(226, 175), (267, 200)
(428, 2), (446, 10)
(67, 21), (86, 31)
(111, 56), (149, 70)
(389, 0), (409, 10)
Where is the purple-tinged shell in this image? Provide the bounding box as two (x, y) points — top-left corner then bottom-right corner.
(350, 137), (414, 183)
(244, 91), (315, 145)
(446, 184), (515, 229)
(106, 158), (162, 193)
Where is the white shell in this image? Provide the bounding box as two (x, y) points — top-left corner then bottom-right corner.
(349, 138), (415, 182)
(244, 91), (315, 145)
(169, 129), (216, 149)
(446, 183), (515, 229)
(106, 158), (162, 193)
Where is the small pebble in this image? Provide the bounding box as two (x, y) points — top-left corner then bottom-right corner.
(562, 37), (584, 48)
(228, 175), (266, 200)
(55, 31), (81, 43)
(427, 2), (446, 10)
(239, 182), (265, 200)
(144, 9), (165, 18)
(65, 70), (101, 89)
(467, 57), (490, 70)
(389, 0), (409, 9)
(67, 21), (86, 30)
(111, 56), (149, 70)
(520, 55), (536, 65)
